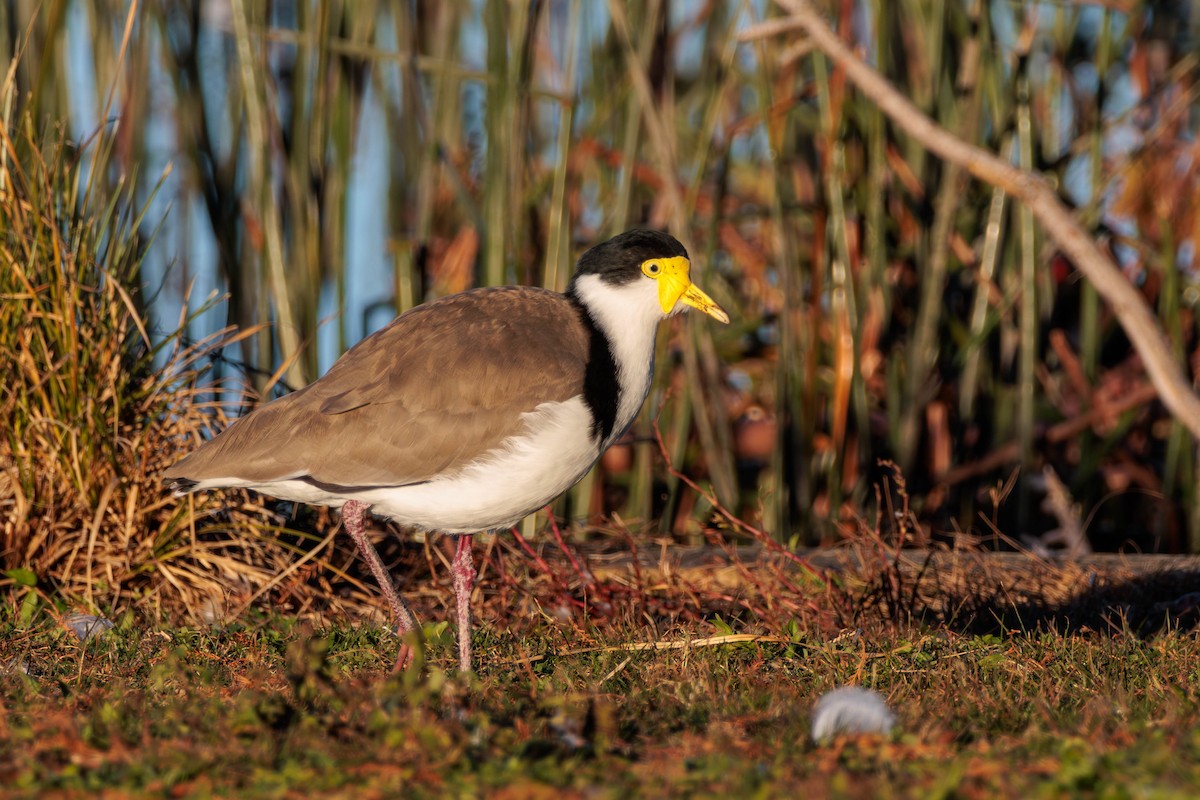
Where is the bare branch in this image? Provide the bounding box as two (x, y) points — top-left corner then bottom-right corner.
(772, 0), (1200, 441)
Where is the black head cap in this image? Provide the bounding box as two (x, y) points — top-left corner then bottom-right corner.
(571, 229), (689, 287)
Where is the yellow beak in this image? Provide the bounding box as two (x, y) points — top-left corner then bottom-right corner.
(657, 256), (730, 324)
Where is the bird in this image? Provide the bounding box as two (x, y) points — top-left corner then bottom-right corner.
(163, 229), (729, 673)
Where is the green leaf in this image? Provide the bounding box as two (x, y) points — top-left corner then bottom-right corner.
(5, 568), (37, 587)
(979, 653), (1007, 670)
(18, 591), (39, 626)
(423, 621), (451, 646)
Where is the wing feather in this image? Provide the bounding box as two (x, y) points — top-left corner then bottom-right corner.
(163, 287), (591, 488)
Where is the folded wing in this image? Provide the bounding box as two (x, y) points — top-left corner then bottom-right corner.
(163, 287), (591, 490)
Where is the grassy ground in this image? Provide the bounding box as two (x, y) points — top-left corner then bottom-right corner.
(4, 559), (1200, 799)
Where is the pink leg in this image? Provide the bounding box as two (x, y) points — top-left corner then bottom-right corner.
(452, 534), (476, 673)
(342, 500), (421, 671)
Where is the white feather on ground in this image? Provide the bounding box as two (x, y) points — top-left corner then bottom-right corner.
(811, 687), (897, 743)
(63, 613), (113, 641)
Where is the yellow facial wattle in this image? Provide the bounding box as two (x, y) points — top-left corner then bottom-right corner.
(641, 255), (729, 324)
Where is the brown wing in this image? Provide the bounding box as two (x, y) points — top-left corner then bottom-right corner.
(163, 287), (590, 488)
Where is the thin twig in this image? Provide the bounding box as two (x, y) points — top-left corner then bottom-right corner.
(509, 525), (586, 610)
(651, 414), (826, 584)
(545, 507), (593, 585)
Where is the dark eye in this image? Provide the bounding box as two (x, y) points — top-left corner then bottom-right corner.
(646, 261), (661, 274)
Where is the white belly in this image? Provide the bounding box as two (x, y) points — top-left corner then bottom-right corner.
(240, 397), (605, 533)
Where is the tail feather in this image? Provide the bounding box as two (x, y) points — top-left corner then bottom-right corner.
(165, 476), (199, 496)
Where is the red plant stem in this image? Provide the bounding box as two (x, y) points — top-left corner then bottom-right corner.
(544, 506), (593, 585)
(510, 525), (554, 574)
(651, 415), (827, 586)
(509, 525), (586, 610)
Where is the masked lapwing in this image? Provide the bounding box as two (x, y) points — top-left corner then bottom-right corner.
(163, 229), (729, 673)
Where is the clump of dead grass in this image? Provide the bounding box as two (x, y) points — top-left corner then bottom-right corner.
(0, 107), (331, 622)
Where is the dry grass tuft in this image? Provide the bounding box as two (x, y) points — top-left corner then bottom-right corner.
(0, 110), (342, 622)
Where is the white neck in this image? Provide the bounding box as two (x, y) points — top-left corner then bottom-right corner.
(571, 273), (680, 445)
